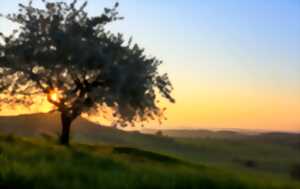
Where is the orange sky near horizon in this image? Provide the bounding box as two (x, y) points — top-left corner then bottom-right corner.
(161, 87), (300, 132)
(0, 86), (299, 133)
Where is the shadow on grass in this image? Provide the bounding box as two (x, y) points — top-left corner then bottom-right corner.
(113, 147), (181, 164)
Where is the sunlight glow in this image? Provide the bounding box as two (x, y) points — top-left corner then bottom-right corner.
(47, 89), (62, 104)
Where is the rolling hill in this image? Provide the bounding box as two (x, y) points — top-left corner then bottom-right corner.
(0, 113), (177, 148)
(1, 135), (299, 189)
(0, 113), (300, 183)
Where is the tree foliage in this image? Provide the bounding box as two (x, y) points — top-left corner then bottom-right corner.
(0, 0), (174, 129)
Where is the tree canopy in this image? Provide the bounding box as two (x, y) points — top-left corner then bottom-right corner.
(0, 0), (174, 144)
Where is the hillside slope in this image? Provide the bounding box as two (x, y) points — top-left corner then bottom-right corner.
(0, 113), (300, 181)
(0, 135), (299, 189)
(0, 113), (180, 153)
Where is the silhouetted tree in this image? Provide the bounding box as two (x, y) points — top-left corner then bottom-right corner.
(0, 0), (174, 145)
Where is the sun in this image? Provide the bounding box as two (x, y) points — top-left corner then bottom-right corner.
(50, 92), (59, 102)
(47, 88), (62, 103)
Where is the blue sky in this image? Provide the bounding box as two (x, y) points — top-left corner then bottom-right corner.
(1, 0), (300, 131)
(1, 0), (299, 89)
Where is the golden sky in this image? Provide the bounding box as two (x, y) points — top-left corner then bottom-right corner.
(0, 86), (299, 132)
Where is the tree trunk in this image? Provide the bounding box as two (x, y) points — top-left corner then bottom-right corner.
(60, 113), (73, 146)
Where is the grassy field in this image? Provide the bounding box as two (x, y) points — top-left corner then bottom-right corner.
(76, 129), (300, 181)
(0, 114), (299, 188)
(173, 136), (300, 177)
(0, 134), (300, 189)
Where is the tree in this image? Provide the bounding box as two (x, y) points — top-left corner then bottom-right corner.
(0, 0), (174, 145)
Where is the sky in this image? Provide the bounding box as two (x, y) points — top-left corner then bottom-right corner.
(0, 0), (300, 132)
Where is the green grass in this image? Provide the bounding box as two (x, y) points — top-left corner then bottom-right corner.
(0, 135), (299, 189)
(174, 137), (300, 176)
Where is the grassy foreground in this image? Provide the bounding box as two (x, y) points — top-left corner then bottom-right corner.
(0, 135), (299, 189)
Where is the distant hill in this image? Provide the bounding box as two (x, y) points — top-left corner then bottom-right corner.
(1, 113), (298, 139)
(142, 129), (245, 139)
(142, 128), (300, 139)
(0, 112), (110, 137)
(0, 113), (177, 148)
(0, 113), (299, 147)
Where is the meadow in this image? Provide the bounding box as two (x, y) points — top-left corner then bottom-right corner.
(0, 134), (300, 189)
(0, 114), (300, 188)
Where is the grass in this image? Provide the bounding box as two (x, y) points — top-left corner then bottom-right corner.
(174, 137), (300, 176)
(0, 134), (299, 189)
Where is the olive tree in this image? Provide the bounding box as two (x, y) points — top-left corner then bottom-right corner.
(0, 0), (174, 145)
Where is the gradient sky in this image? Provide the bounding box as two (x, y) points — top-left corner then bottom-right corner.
(0, 0), (300, 132)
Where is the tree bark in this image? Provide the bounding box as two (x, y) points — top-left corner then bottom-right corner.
(60, 113), (73, 146)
